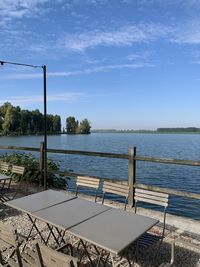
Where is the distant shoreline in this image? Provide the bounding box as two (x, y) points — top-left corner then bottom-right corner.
(1, 130), (200, 137)
(92, 130), (200, 134)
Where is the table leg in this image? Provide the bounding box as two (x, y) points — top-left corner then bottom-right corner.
(46, 224), (61, 246)
(80, 239), (95, 267)
(27, 214), (46, 244)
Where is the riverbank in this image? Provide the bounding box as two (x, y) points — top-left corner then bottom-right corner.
(92, 130), (200, 134)
(1, 183), (199, 266)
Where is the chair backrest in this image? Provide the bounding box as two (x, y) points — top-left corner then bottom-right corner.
(134, 188), (169, 236)
(35, 242), (78, 267)
(11, 165), (25, 176)
(0, 222), (18, 247)
(134, 188), (169, 208)
(0, 162), (10, 172)
(76, 176), (100, 202)
(0, 223), (23, 267)
(102, 181), (130, 210)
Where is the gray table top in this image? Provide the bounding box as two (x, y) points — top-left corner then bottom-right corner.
(69, 208), (158, 255)
(0, 174), (11, 180)
(5, 189), (76, 213)
(33, 198), (111, 230)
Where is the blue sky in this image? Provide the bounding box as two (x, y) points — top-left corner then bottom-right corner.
(0, 0), (200, 130)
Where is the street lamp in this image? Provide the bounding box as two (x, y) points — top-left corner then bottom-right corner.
(0, 60), (48, 190)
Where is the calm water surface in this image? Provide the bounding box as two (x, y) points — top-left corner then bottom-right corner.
(0, 133), (199, 220)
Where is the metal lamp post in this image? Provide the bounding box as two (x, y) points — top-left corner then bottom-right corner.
(0, 60), (47, 190)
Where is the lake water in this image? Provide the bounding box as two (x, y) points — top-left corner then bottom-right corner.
(0, 133), (199, 220)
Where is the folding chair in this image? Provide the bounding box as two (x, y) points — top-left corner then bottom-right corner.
(19, 242), (78, 267)
(134, 188), (169, 265)
(102, 181), (130, 210)
(159, 238), (200, 267)
(0, 165), (25, 202)
(0, 162), (12, 189)
(0, 222), (27, 267)
(75, 176), (100, 202)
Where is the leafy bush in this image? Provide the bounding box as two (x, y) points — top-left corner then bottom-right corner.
(0, 152), (68, 189)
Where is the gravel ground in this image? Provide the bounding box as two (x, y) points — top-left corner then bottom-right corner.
(0, 183), (199, 267)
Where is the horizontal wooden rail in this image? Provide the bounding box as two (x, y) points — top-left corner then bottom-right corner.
(135, 156), (200, 166)
(47, 148), (128, 159)
(1, 145), (200, 167)
(0, 146), (40, 152)
(134, 183), (200, 200)
(49, 169), (126, 184)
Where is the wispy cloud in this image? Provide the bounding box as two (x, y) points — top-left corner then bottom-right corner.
(138, 0), (200, 8)
(59, 23), (173, 52)
(0, 0), (49, 24)
(1, 63), (154, 79)
(171, 20), (200, 45)
(190, 50), (200, 64)
(0, 92), (85, 106)
(127, 51), (153, 61)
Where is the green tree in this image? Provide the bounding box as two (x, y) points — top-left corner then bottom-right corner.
(78, 119), (91, 134)
(46, 114), (54, 133)
(31, 109), (43, 133)
(53, 115), (61, 133)
(0, 102), (12, 133)
(0, 102), (12, 117)
(2, 105), (21, 134)
(66, 116), (77, 134)
(20, 110), (31, 134)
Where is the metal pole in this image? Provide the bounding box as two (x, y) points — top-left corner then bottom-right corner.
(43, 65), (47, 190)
(0, 59), (47, 189)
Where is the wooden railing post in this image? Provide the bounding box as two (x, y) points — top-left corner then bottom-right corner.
(128, 147), (136, 207)
(39, 142), (44, 186)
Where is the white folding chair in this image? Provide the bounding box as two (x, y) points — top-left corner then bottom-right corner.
(134, 188), (169, 264)
(75, 176), (100, 202)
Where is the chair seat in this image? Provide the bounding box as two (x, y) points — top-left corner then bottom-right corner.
(136, 232), (163, 247)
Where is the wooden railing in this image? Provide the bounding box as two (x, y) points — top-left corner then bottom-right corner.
(0, 144), (200, 205)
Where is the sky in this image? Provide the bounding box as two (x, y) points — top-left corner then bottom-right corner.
(0, 0), (200, 130)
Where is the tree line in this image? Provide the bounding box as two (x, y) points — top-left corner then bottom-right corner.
(157, 127), (200, 133)
(65, 116), (91, 134)
(0, 102), (61, 135)
(0, 102), (91, 136)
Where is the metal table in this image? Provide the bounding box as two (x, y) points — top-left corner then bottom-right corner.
(0, 174), (12, 202)
(32, 198), (157, 266)
(0, 174), (12, 189)
(69, 208), (158, 266)
(33, 198), (111, 230)
(6, 191), (159, 266)
(5, 190), (77, 244)
(70, 208), (158, 252)
(6, 189), (76, 213)
(0, 174), (11, 181)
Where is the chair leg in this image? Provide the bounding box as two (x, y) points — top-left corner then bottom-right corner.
(124, 197), (128, 211)
(8, 178), (12, 189)
(0, 251), (4, 265)
(94, 189), (98, 202)
(102, 193), (105, 205)
(76, 185), (80, 198)
(35, 243), (45, 267)
(153, 238), (164, 267)
(2, 180), (6, 189)
(16, 247), (23, 267)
